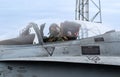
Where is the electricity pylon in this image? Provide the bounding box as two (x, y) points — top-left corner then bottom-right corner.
(75, 0), (102, 23)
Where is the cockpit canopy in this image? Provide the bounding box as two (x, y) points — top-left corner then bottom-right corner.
(0, 21), (81, 45)
(0, 20), (112, 45)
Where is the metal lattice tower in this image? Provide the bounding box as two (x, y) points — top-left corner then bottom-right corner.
(75, 0), (102, 23)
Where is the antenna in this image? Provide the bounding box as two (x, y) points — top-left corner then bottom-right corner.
(75, 0), (102, 23)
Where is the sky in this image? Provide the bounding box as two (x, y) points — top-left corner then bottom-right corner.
(0, 0), (120, 39)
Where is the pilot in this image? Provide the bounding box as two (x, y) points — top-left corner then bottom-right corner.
(49, 23), (60, 37)
(60, 21), (80, 41)
(48, 23), (61, 42)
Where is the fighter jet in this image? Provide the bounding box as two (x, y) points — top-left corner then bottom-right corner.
(0, 20), (120, 77)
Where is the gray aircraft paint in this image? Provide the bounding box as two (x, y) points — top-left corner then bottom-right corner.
(0, 21), (119, 77)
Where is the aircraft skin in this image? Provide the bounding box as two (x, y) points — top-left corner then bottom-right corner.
(0, 61), (119, 77)
(0, 21), (120, 77)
